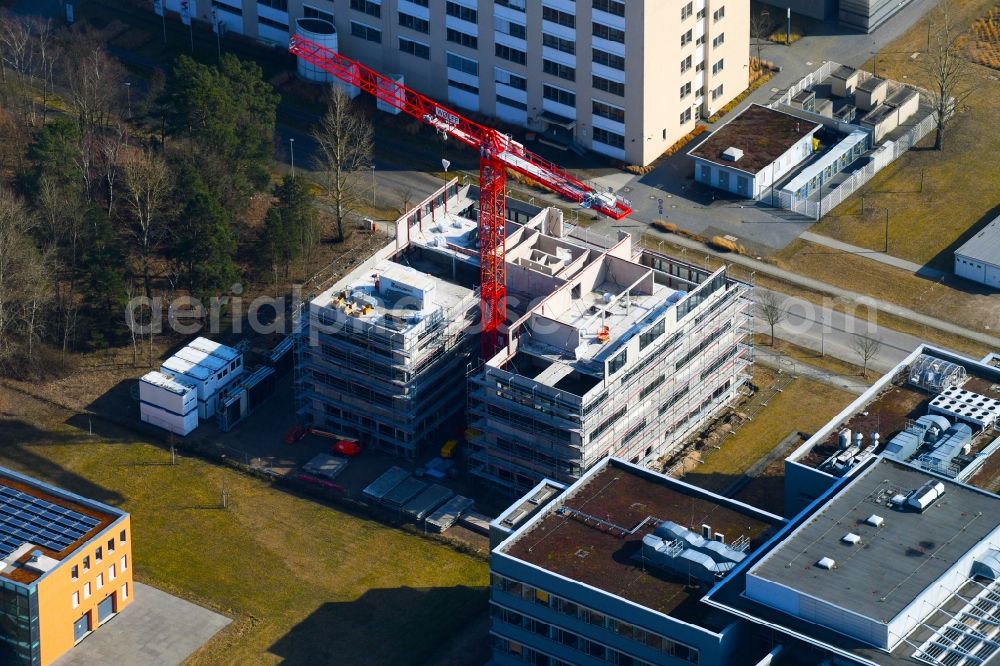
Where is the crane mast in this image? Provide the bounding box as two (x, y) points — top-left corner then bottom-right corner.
(289, 36), (633, 358)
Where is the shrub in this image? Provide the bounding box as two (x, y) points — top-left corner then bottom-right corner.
(651, 219), (678, 233)
(971, 8), (1000, 69)
(708, 236), (740, 252)
(769, 31), (803, 45)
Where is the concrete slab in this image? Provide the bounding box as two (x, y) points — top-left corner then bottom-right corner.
(589, 172), (634, 192)
(54, 583), (230, 666)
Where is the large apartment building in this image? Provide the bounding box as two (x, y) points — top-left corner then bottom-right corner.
(170, 0), (749, 166)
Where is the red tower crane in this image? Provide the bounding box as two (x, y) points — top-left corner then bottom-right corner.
(289, 36), (633, 356)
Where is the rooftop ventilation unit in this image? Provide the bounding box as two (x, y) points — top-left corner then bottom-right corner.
(929, 388), (1000, 430)
(635, 521), (748, 582)
(842, 533), (861, 545)
(906, 480), (946, 512)
(816, 557), (836, 570)
(722, 146), (744, 161)
(865, 514), (885, 528)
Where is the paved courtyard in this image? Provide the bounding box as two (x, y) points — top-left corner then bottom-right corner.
(54, 583), (230, 666)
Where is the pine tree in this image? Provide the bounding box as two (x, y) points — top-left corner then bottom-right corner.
(78, 208), (128, 349)
(170, 166), (240, 301)
(257, 175), (318, 281)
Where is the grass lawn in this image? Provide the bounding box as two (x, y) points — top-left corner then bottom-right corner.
(792, 0), (1000, 261)
(684, 369), (855, 494)
(770, 0), (1000, 339)
(773, 241), (1000, 339)
(0, 388), (489, 666)
(754, 334), (869, 378)
(639, 234), (995, 358)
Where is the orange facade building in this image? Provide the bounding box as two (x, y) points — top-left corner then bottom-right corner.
(0, 467), (133, 665)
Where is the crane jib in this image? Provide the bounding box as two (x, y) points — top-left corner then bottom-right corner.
(288, 35), (634, 224)
(434, 107), (461, 128)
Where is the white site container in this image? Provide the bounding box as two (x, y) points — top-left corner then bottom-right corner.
(141, 402), (199, 436)
(139, 371), (197, 417)
(160, 339), (244, 419)
(139, 371), (199, 436)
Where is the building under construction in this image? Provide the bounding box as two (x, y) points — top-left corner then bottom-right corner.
(468, 226), (754, 495)
(295, 179), (753, 491)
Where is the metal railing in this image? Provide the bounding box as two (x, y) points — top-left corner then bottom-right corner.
(772, 112), (935, 219)
(766, 61), (937, 220)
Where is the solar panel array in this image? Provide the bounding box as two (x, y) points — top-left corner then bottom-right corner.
(0, 486), (100, 559)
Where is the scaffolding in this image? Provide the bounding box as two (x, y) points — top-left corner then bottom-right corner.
(469, 254), (754, 496)
(296, 261), (480, 459)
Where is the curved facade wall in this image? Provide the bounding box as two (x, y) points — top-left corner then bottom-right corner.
(295, 18), (338, 83)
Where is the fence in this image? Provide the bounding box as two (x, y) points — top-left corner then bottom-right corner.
(765, 61), (939, 220)
(778, 61), (836, 106)
(778, 112), (935, 219)
(769, 106), (935, 219)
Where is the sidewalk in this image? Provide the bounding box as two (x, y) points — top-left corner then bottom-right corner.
(756, 351), (871, 396)
(800, 231), (946, 279)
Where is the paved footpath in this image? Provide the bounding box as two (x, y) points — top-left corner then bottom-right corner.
(654, 230), (1000, 351)
(54, 583), (231, 666)
(755, 351), (872, 396)
(799, 231), (946, 279)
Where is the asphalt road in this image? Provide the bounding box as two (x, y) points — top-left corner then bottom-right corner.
(757, 287), (927, 373)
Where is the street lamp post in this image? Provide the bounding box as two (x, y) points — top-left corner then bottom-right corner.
(759, 10), (770, 65)
(883, 208), (890, 253)
(289, 138), (295, 177)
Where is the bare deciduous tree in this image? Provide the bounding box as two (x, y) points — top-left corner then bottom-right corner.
(100, 122), (128, 217)
(757, 290), (787, 345)
(396, 185), (414, 215)
(0, 11), (37, 124)
(121, 147), (172, 298)
(31, 17), (57, 123)
(64, 40), (124, 138)
(0, 187), (50, 366)
(750, 11), (772, 69)
(311, 87), (374, 242)
(851, 334), (883, 378)
(919, 2), (979, 150)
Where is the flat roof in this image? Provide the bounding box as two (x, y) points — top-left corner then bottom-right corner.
(187, 336), (241, 363)
(791, 347), (1000, 490)
(857, 76), (887, 93)
(749, 458), (1000, 623)
(500, 460), (781, 627)
(546, 279), (676, 363)
(141, 370), (196, 395)
(688, 104), (821, 175)
(832, 64), (858, 80)
(0, 468), (122, 585)
(315, 259), (474, 333)
(955, 213), (1000, 267)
